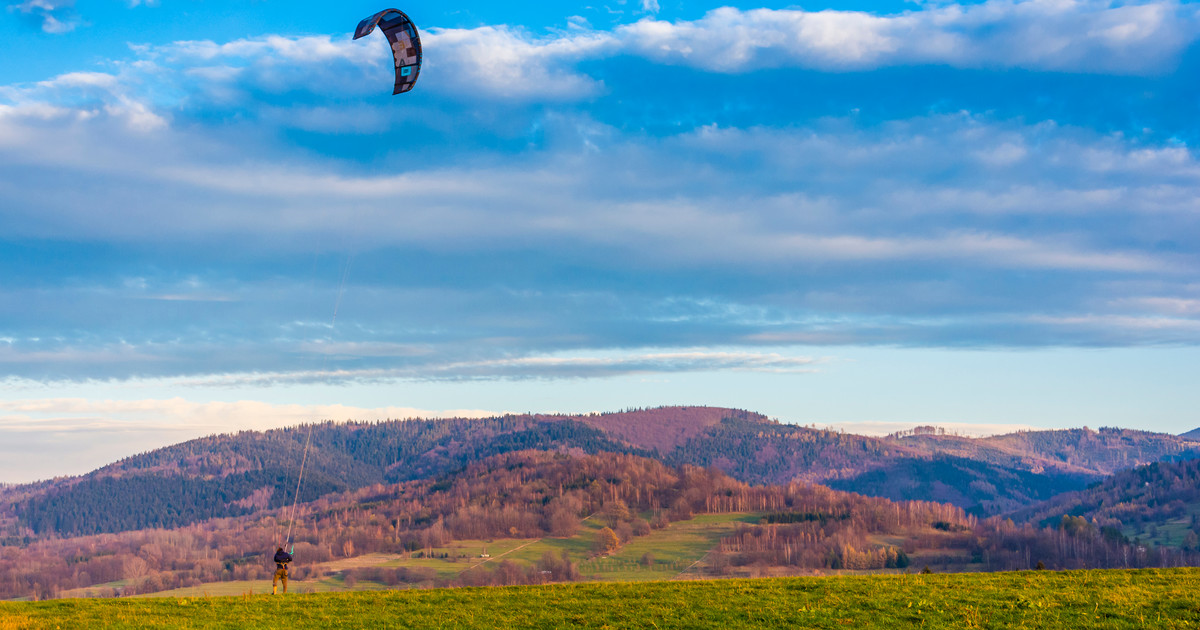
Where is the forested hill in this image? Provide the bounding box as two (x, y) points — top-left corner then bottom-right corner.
(3, 406), (1198, 538)
(896, 427), (1200, 476)
(1010, 457), (1200, 549)
(568, 407), (770, 452)
(9, 414), (655, 537)
(834, 427), (1200, 515)
(4, 449), (1193, 600)
(657, 419), (1198, 516)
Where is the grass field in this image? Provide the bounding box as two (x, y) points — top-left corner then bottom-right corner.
(3, 568), (1199, 629)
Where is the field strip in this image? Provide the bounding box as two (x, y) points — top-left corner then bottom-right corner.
(457, 539), (541, 575)
(314, 552), (401, 572)
(12, 568), (1200, 629)
(671, 550), (713, 580)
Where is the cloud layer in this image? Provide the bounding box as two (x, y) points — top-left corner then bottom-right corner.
(621, 1), (1200, 73)
(1, 0), (1199, 387)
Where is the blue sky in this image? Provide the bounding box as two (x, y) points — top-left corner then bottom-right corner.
(2, 0), (1199, 482)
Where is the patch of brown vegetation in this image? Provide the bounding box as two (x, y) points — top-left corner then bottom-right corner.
(562, 407), (769, 453)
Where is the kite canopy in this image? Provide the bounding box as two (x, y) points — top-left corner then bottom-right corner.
(354, 8), (422, 95)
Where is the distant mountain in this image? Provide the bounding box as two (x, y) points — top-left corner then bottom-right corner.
(4, 406), (1198, 539)
(1181, 427), (1200, 440)
(840, 427), (1200, 515)
(932, 427), (1197, 475)
(656, 419), (1197, 516)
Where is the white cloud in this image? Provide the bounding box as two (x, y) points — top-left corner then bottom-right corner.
(432, 349), (824, 378)
(411, 2), (1197, 90)
(35, 71), (118, 90)
(1113, 296), (1200, 316)
(1025, 313), (1200, 333)
(424, 26), (613, 100)
(8, 0), (78, 34)
(616, 1), (1200, 73)
(172, 349), (825, 386)
(138, 28), (613, 102)
(621, 8), (900, 71)
(725, 231), (1169, 272)
(2, 69), (166, 131)
(156, 35), (371, 65)
(93, 0), (1197, 110)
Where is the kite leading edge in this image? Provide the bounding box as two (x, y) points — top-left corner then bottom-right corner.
(354, 8), (422, 95)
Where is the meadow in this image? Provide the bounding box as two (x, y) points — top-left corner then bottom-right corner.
(114, 512), (760, 598)
(2, 568), (1198, 629)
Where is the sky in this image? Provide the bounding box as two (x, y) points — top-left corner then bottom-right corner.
(2, 0), (1199, 483)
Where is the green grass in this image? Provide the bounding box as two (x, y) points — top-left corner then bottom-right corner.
(3, 568), (1200, 629)
(131, 580), (333, 599)
(56, 580), (131, 599)
(480, 512), (758, 582)
(380, 538), (540, 580)
(1119, 505), (1200, 549)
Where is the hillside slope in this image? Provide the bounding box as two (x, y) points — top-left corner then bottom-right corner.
(1011, 457), (1200, 550)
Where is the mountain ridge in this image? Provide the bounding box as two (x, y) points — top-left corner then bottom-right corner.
(3, 447), (1195, 600)
(3, 406), (1197, 539)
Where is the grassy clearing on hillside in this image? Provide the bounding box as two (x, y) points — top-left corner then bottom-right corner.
(1120, 504), (1200, 549)
(3, 568), (1199, 629)
(132, 512), (759, 599)
(527, 512), (759, 581)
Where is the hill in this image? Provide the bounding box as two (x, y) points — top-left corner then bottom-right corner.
(4, 415), (653, 537)
(657, 418), (1197, 515)
(1011, 457), (1200, 551)
(823, 455), (1094, 514)
(825, 426), (1198, 515)
(2, 448), (1190, 600)
(570, 407), (769, 452)
(917, 426), (1198, 475)
(4, 407), (1199, 539)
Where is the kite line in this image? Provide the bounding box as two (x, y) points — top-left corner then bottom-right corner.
(279, 253), (355, 548)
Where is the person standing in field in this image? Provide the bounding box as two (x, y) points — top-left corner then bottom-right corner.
(272, 547), (293, 594)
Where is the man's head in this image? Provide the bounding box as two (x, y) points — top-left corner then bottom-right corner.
(277, 547), (284, 553)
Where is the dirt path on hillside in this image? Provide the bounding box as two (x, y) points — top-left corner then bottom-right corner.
(458, 539), (541, 574)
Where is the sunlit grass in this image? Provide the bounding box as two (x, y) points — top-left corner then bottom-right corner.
(3, 568), (1199, 629)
